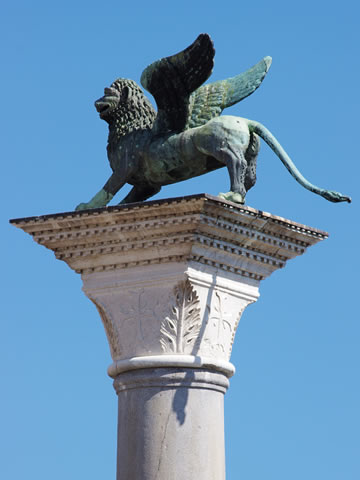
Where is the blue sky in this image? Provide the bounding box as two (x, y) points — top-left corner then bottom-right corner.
(2, 1), (359, 478)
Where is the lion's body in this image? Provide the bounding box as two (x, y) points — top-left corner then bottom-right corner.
(99, 115), (258, 205)
(126, 116), (249, 187)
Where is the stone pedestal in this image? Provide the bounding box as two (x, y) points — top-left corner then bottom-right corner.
(11, 194), (328, 479)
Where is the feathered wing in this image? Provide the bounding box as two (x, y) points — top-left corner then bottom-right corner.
(186, 56), (272, 129)
(140, 33), (215, 134)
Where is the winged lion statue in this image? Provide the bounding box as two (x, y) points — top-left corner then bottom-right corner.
(76, 33), (351, 210)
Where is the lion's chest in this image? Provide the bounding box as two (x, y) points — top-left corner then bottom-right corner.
(107, 130), (149, 177)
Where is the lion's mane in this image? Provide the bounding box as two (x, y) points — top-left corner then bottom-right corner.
(109, 79), (156, 139)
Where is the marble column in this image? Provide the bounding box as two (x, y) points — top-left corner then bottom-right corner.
(11, 193), (328, 479)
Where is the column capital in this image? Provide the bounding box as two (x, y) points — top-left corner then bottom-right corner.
(11, 194), (327, 378)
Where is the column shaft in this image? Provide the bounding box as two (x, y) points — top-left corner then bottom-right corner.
(114, 368), (229, 480)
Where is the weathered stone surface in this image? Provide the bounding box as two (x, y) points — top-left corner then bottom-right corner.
(11, 194), (328, 479)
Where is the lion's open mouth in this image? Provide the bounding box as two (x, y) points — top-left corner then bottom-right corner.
(95, 93), (120, 118)
(95, 86), (121, 117)
(95, 101), (110, 114)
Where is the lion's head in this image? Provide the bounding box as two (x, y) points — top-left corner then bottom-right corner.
(95, 78), (156, 136)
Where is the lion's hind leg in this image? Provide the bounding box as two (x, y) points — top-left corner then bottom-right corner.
(193, 117), (250, 204)
(244, 132), (260, 192)
(216, 145), (248, 204)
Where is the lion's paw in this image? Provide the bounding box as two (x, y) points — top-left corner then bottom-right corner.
(218, 191), (245, 204)
(75, 202), (91, 211)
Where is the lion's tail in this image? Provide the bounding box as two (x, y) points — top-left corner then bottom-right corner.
(247, 120), (351, 203)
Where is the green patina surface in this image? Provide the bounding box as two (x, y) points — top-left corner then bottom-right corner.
(76, 34), (351, 210)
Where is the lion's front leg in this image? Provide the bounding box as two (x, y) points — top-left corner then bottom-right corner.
(118, 184), (161, 205)
(75, 173), (125, 211)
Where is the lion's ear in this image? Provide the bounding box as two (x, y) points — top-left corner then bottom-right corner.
(122, 86), (132, 102)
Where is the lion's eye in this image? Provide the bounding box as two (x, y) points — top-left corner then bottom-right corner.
(104, 87), (119, 97)
(110, 81), (121, 92)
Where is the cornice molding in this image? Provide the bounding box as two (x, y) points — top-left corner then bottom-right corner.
(11, 194), (327, 280)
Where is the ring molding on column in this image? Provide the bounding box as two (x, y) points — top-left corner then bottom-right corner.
(107, 354), (235, 378)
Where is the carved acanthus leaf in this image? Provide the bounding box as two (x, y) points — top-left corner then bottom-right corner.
(160, 279), (201, 354)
